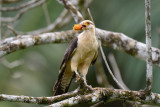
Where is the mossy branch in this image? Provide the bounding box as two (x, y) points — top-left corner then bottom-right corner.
(1, 88), (160, 106)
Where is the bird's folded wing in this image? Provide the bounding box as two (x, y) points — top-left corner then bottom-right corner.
(53, 36), (78, 94)
(60, 36), (78, 69)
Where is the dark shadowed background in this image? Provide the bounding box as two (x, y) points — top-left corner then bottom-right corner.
(1, 0), (160, 107)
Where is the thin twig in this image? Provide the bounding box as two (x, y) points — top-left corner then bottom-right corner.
(1, 58), (24, 69)
(2, 24), (18, 36)
(2, 20), (18, 39)
(87, 8), (94, 22)
(95, 53), (113, 88)
(57, 0), (84, 23)
(144, 0), (152, 95)
(99, 41), (125, 89)
(1, 0), (39, 11)
(1, 0), (48, 22)
(108, 53), (129, 90)
(42, 2), (51, 25)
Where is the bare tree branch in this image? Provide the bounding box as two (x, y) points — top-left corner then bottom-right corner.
(0, 0), (39, 11)
(1, 29), (160, 68)
(1, 0), (48, 22)
(0, 30), (76, 57)
(0, 89), (79, 105)
(144, 0), (152, 95)
(56, 0), (84, 23)
(2, 24), (18, 36)
(1, 88), (160, 106)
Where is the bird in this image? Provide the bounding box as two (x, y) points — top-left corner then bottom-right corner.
(53, 20), (99, 96)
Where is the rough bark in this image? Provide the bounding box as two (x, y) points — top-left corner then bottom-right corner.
(1, 88), (160, 106)
(1, 29), (160, 68)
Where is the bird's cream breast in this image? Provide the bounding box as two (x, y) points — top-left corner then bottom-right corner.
(78, 30), (98, 51)
(71, 30), (98, 63)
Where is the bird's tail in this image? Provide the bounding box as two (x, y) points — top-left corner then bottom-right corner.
(53, 68), (75, 96)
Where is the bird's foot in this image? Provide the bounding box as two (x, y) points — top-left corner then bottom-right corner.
(79, 77), (93, 92)
(74, 70), (93, 92)
(78, 81), (93, 93)
(82, 83), (93, 92)
(74, 70), (81, 83)
(74, 70), (85, 84)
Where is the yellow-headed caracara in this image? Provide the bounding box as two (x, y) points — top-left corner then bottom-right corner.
(53, 20), (99, 96)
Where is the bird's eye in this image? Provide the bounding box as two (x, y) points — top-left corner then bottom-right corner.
(87, 22), (90, 25)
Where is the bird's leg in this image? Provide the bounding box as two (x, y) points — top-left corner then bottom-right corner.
(75, 70), (93, 92)
(81, 76), (93, 91)
(75, 70), (85, 84)
(75, 70), (81, 82)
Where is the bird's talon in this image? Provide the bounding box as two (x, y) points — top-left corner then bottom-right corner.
(75, 75), (81, 82)
(85, 84), (93, 91)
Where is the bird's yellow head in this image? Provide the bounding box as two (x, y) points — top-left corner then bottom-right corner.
(73, 20), (95, 31)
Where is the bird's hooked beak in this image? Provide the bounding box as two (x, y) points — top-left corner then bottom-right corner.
(73, 23), (86, 31)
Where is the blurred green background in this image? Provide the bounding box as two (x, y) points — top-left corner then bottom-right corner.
(1, 0), (160, 107)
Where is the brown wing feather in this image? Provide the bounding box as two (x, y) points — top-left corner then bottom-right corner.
(53, 37), (78, 96)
